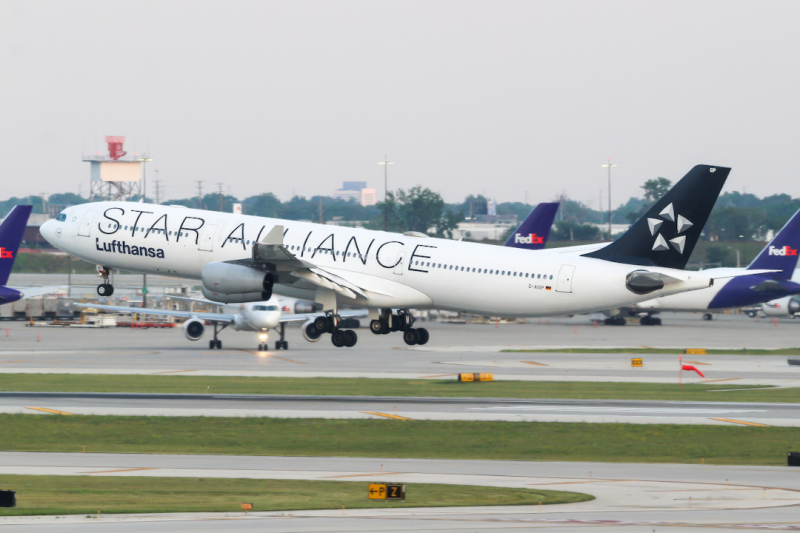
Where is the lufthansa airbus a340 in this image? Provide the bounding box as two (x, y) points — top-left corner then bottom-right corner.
(40, 165), (756, 348)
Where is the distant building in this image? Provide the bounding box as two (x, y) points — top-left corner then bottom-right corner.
(334, 182), (376, 207)
(452, 214), (518, 241)
(360, 188), (376, 207)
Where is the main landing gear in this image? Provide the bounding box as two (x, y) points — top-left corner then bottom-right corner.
(274, 323), (289, 351)
(370, 309), (429, 346)
(96, 265), (114, 296)
(640, 314), (662, 326)
(209, 322), (228, 349)
(308, 314), (358, 348)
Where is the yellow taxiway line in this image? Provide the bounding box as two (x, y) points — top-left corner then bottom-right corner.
(711, 418), (771, 427)
(25, 407), (74, 416)
(363, 412), (415, 421)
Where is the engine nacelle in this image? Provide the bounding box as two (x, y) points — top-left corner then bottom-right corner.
(201, 262), (273, 303)
(183, 318), (205, 340)
(302, 319), (323, 342)
(761, 296), (800, 317)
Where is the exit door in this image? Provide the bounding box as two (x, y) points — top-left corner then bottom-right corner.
(394, 252), (406, 275)
(198, 224), (217, 252)
(78, 210), (97, 237)
(556, 265), (575, 293)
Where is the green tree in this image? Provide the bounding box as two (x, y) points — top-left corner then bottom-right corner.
(705, 244), (730, 267)
(642, 177), (672, 203)
(370, 187), (463, 237)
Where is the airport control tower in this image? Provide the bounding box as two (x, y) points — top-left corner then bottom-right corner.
(83, 136), (151, 201)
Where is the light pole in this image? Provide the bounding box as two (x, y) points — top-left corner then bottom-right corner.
(378, 156), (394, 231)
(139, 157), (152, 308)
(601, 159), (617, 240)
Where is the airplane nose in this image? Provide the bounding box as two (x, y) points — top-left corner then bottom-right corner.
(40, 219), (56, 244)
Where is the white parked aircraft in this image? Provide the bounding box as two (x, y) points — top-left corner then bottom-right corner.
(41, 164), (752, 348)
(75, 297), (365, 350)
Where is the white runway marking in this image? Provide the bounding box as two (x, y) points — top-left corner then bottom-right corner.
(469, 405), (766, 414)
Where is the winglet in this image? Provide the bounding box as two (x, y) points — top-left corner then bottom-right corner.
(262, 225), (284, 246)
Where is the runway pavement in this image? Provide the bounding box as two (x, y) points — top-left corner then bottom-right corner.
(1, 317), (800, 386)
(4, 391), (799, 426)
(0, 453), (798, 532)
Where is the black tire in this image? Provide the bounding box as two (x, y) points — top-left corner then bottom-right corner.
(283, 341), (289, 350)
(314, 316), (329, 332)
(106, 285), (114, 296)
(274, 342), (281, 351)
(416, 328), (429, 345)
(217, 340), (222, 349)
(344, 330), (357, 347)
(331, 330), (346, 347)
(370, 320), (383, 335)
(209, 340), (216, 349)
(380, 320), (391, 334)
(97, 284), (108, 297)
(403, 329), (419, 345)
(703, 313), (713, 321)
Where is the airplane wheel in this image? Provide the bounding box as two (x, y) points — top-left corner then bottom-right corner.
(403, 329), (419, 346)
(97, 284), (112, 297)
(282, 341), (289, 350)
(344, 330), (357, 347)
(703, 313), (713, 321)
(331, 330), (346, 347)
(314, 316), (330, 333)
(380, 320), (391, 334)
(416, 328), (429, 345)
(370, 320), (383, 335)
(209, 340), (215, 349)
(217, 340), (222, 349)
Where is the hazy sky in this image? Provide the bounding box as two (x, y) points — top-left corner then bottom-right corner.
(1, 1), (799, 208)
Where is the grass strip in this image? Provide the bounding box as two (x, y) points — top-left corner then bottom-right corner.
(0, 415), (797, 466)
(502, 347), (800, 355)
(0, 475), (589, 516)
(0, 374), (796, 403)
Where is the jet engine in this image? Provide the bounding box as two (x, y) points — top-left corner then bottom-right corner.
(302, 319), (323, 342)
(761, 296), (800, 317)
(201, 262), (274, 303)
(183, 318), (205, 340)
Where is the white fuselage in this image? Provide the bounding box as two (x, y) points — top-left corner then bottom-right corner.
(41, 202), (711, 318)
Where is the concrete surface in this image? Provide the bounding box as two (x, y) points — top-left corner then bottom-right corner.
(0, 453), (798, 532)
(4, 392), (800, 426)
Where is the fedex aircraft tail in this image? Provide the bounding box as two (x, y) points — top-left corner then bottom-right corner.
(504, 202), (559, 250)
(0, 205), (32, 286)
(747, 208), (800, 279)
(584, 165), (729, 269)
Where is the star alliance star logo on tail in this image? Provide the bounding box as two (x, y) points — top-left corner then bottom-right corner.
(647, 202), (693, 254)
(514, 233), (544, 244)
(768, 245), (798, 256)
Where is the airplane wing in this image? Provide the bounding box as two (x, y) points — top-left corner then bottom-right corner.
(10, 286), (67, 299)
(73, 303), (236, 323)
(279, 309), (368, 323)
(228, 225), (374, 300)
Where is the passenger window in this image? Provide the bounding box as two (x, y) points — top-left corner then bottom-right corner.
(550, 275), (553, 280)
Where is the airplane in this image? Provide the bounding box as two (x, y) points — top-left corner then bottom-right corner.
(0, 205), (65, 305)
(628, 208), (800, 324)
(40, 164), (758, 348)
(503, 202), (559, 250)
(75, 296), (366, 350)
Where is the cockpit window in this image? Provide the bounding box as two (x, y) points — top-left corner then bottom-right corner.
(253, 305), (278, 311)
(56, 213), (67, 221)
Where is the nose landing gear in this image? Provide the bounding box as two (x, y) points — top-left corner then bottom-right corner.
(96, 265), (114, 296)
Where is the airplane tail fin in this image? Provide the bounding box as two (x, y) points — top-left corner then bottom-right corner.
(0, 205), (32, 286)
(504, 202), (559, 250)
(746, 208), (800, 279)
(584, 165), (729, 269)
